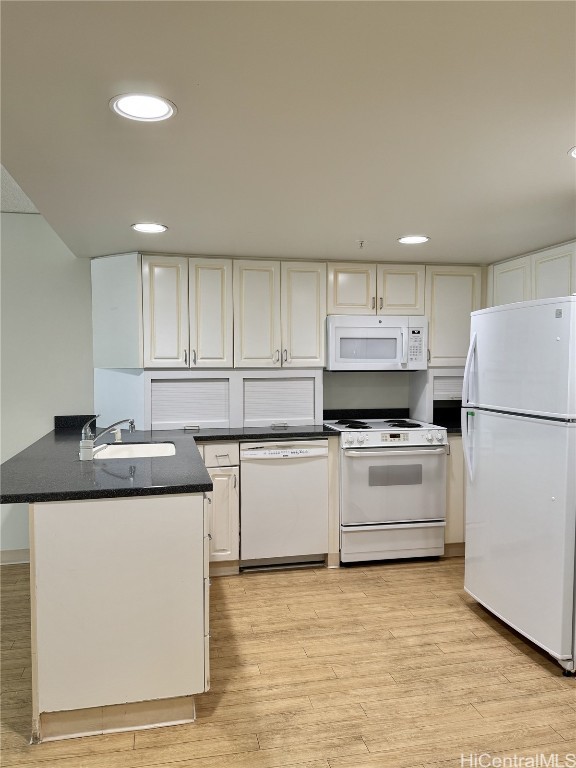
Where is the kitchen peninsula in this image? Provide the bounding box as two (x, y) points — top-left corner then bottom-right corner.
(0, 427), (213, 743)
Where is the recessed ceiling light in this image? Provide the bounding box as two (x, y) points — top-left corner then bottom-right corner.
(398, 235), (430, 245)
(568, 147), (576, 158)
(110, 94), (176, 122)
(131, 222), (168, 234)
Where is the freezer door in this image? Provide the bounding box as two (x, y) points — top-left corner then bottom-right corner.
(463, 409), (576, 660)
(463, 297), (576, 418)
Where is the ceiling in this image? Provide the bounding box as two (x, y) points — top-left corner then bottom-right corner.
(2, 1), (575, 265)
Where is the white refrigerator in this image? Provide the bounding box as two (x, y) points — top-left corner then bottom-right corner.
(462, 296), (576, 673)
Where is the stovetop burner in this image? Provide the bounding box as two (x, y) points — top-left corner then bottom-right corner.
(384, 420), (421, 429)
(335, 419), (371, 429)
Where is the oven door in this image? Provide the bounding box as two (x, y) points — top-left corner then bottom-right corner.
(341, 446), (447, 525)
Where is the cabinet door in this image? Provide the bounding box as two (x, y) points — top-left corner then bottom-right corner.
(446, 435), (464, 544)
(426, 266), (482, 367)
(327, 263), (377, 314)
(189, 258), (233, 367)
(206, 467), (239, 562)
(532, 244), (576, 300)
(377, 264), (425, 315)
(281, 262), (326, 367)
(142, 256), (189, 368)
(233, 261), (281, 367)
(492, 257), (531, 306)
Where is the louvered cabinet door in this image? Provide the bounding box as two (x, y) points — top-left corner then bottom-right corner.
(142, 255), (189, 367)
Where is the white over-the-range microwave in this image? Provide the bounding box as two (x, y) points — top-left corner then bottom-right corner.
(326, 315), (428, 371)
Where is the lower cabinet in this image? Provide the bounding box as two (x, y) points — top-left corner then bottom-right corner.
(446, 435), (465, 547)
(199, 442), (240, 574)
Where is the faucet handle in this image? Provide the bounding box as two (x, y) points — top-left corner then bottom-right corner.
(81, 414), (100, 440)
(129, 419), (136, 433)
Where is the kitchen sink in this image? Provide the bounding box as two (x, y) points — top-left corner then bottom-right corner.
(94, 442), (176, 459)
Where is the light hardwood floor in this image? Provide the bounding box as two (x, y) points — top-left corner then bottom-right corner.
(1, 558), (575, 767)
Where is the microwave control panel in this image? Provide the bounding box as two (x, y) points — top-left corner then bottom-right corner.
(408, 328), (425, 363)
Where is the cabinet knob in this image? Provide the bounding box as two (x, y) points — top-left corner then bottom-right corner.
(283, 349), (288, 363)
(274, 349), (280, 363)
(371, 296), (376, 310)
(184, 349), (188, 365)
(192, 349), (197, 365)
(379, 297), (383, 310)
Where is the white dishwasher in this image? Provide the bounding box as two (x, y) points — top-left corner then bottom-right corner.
(240, 440), (329, 563)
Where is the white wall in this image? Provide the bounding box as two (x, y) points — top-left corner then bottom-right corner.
(1, 213), (94, 559)
(323, 371), (410, 410)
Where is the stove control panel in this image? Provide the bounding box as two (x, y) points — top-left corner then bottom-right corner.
(382, 432), (409, 442)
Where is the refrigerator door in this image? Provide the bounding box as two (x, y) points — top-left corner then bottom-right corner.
(463, 296), (576, 418)
(463, 408), (576, 660)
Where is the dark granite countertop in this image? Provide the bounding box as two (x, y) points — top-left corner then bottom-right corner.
(0, 425), (339, 504)
(191, 425), (338, 441)
(0, 429), (213, 504)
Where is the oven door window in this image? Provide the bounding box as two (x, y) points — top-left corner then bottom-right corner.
(341, 448), (446, 525)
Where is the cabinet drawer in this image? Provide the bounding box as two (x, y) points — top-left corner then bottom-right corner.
(202, 442), (240, 467)
(341, 522), (445, 563)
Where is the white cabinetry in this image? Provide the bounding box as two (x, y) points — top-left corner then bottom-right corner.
(30, 494), (208, 740)
(327, 262), (425, 315)
(491, 257), (531, 306)
(189, 258), (233, 367)
(200, 443), (240, 571)
(446, 435), (465, 546)
(488, 243), (576, 307)
(142, 255), (189, 368)
(234, 260), (326, 367)
(93, 253), (233, 369)
(327, 262), (377, 314)
(376, 264), (425, 314)
(425, 266), (482, 367)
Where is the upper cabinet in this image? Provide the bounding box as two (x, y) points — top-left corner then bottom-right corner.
(281, 262), (326, 367)
(327, 262), (377, 314)
(233, 260), (282, 367)
(92, 253), (233, 370)
(189, 259), (233, 367)
(234, 260), (326, 368)
(491, 257), (531, 306)
(142, 255), (189, 368)
(488, 243), (576, 307)
(425, 266), (482, 367)
(376, 264), (426, 314)
(327, 263), (425, 315)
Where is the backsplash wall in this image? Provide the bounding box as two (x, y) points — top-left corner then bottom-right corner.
(323, 371), (410, 411)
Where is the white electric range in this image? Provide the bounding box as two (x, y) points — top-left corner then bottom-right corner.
(325, 418), (448, 563)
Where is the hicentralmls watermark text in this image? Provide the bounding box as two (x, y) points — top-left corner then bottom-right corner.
(460, 754), (576, 768)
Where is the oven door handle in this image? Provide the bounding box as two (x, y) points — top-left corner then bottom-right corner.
(343, 448), (447, 457)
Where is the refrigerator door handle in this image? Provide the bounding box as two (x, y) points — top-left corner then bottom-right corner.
(462, 332), (477, 406)
(462, 408), (474, 481)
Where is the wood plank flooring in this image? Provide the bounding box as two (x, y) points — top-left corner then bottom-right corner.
(2, 558), (575, 767)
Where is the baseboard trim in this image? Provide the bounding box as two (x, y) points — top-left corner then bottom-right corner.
(36, 695), (196, 742)
(1, 548), (30, 565)
(444, 543), (465, 557)
(209, 561), (240, 577)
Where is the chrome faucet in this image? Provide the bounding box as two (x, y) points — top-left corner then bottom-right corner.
(79, 417), (135, 461)
(93, 418), (136, 446)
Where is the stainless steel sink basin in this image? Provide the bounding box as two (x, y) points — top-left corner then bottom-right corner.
(94, 442), (176, 459)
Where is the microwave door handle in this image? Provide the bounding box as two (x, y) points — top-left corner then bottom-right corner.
(401, 330), (408, 364)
